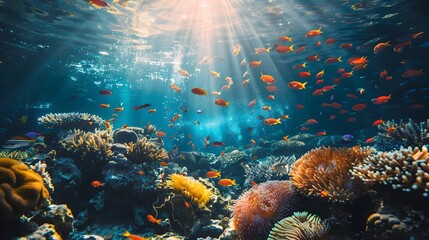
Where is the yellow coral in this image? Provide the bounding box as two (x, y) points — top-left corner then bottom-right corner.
(166, 174), (211, 207)
(0, 158), (50, 220)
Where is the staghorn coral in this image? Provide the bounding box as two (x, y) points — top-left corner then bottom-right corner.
(268, 211), (330, 240)
(377, 118), (429, 150)
(0, 149), (32, 160)
(352, 146), (429, 197)
(290, 147), (373, 202)
(232, 181), (301, 240)
(125, 137), (168, 163)
(243, 155), (296, 185)
(37, 112), (105, 131)
(59, 129), (113, 160)
(165, 174), (211, 207)
(0, 158), (50, 220)
(366, 213), (411, 240)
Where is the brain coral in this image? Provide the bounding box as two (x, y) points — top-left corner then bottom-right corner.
(166, 174), (211, 207)
(289, 146), (372, 202)
(352, 146), (429, 197)
(268, 211), (330, 240)
(232, 181), (300, 240)
(0, 158), (50, 220)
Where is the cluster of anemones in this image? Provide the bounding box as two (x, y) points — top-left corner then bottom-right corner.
(352, 146), (429, 197)
(38, 112), (105, 131)
(289, 146), (373, 202)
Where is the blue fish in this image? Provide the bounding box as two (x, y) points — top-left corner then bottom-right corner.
(342, 134), (354, 143)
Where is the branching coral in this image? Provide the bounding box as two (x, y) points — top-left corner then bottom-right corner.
(0, 149), (32, 160)
(352, 146), (429, 197)
(243, 155), (296, 185)
(165, 174), (211, 207)
(125, 137), (168, 163)
(37, 112), (105, 131)
(232, 181), (301, 240)
(0, 158), (50, 220)
(289, 147), (373, 202)
(59, 129), (113, 160)
(268, 211), (330, 240)
(377, 118), (429, 150)
(219, 149), (247, 168)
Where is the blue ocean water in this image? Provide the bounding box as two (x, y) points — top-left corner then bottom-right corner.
(1, 0), (429, 239)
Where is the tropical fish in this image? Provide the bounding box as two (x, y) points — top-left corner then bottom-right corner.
(266, 85), (278, 92)
(348, 56), (368, 65)
(99, 89), (112, 95)
(325, 38), (336, 44)
(275, 45), (294, 53)
(340, 43), (353, 48)
(99, 103), (110, 108)
(325, 57), (342, 64)
(394, 41), (411, 53)
(262, 106), (271, 110)
(114, 107), (124, 112)
(213, 141), (225, 146)
(206, 171), (221, 178)
(264, 118), (281, 125)
(255, 47), (271, 54)
(147, 214), (161, 224)
(373, 41), (390, 54)
(307, 54), (321, 61)
(218, 178), (236, 186)
(288, 81), (307, 90)
(315, 41), (321, 47)
(372, 119), (384, 126)
(90, 0), (108, 8)
(295, 46), (306, 53)
(402, 69), (424, 78)
(147, 109), (156, 113)
(123, 231), (146, 240)
(365, 137), (375, 144)
(342, 134), (354, 143)
(271, 163), (289, 174)
(316, 70), (324, 79)
(248, 60), (262, 68)
(170, 83), (181, 92)
(178, 69), (190, 77)
(351, 103), (366, 111)
(372, 94), (391, 104)
(170, 114), (181, 122)
(316, 131), (327, 136)
(191, 88), (207, 95)
(210, 71), (221, 77)
(293, 62), (306, 70)
(298, 71), (311, 78)
(248, 99), (256, 108)
(214, 99), (229, 107)
(91, 180), (104, 188)
(305, 27), (322, 38)
(379, 70), (388, 78)
(261, 74), (275, 84)
(304, 119), (318, 125)
(278, 36), (292, 42)
(133, 104), (151, 110)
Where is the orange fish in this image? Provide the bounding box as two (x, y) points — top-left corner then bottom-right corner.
(160, 161), (168, 167)
(340, 71), (353, 79)
(288, 81), (307, 90)
(372, 119), (384, 126)
(170, 83), (181, 92)
(267, 95), (275, 100)
(340, 43), (353, 49)
(280, 114), (289, 119)
(262, 106), (271, 111)
(282, 135), (289, 140)
(191, 88), (207, 95)
(298, 71), (311, 78)
(387, 125), (396, 135)
(348, 56), (368, 66)
(374, 41), (391, 54)
(352, 103), (366, 111)
(264, 118), (281, 125)
(114, 107), (124, 112)
(122, 124), (128, 129)
(316, 130), (327, 136)
(372, 94), (391, 104)
(178, 69), (190, 77)
(276, 45), (294, 53)
(385, 76), (392, 80)
(260, 74), (275, 84)
(147, 109), (156, 113)
(170, 114), (181, 122)
(214, 99), (229, 107)
(293, 62), (306, 70)
(254, 47), (271, 54)
(90, 0), (108, 8)
(266, 85), (278, 92)
(105, 121), (111, 129)
(315, 41), (321, 47)
(365, 137), (375, 144)
(156, 131), (166, 138)
(100, 103), (110, 108)
(248, 60), (262, 68)
(316, 70), (324, 79)
(185, 201), (191, 208)
(394, 41), (411, 53)
(315, 80), (324, 85)
(325, 38), (336, 44)
(147, 214), (161, 224)
(210, 71), (221, 77)
(305, 27), (322, 38)
(379, 70), (388, 78)
(305, 119), (318, 125)
(123, 231), (146, 240)
(295, 46), (306, 53)
(325, 57), (342, 64)
(206, 171), (221, 178)
(218, 178), (236, 186)
(307, 54), (320, 61)
(91, 180), (104, 188)
(137, 170), (144, 175)
(278, 36), (292, 42)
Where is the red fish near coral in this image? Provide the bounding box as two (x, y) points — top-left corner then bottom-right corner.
(218, 178), (236, 186)
(123, 231), (147, 240)
(206, 171), (221, 178)
(147, 214), (161, 224)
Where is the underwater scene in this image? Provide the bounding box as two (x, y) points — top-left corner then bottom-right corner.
(1, 0), (429, 239)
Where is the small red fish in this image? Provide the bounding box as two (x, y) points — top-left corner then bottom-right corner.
(133, 104), (151, 110)
(298, 71), (311, 78)
(325, 57), (342, 64)
(307, 54), (320, 61)
(293, 62), (307, 70)
(316, 70), (324, 79)
(340, 43), (353, 49)
(295, 46), (306, 53)
(316, 130), (327, 136)
(352, 103), (366, 111)
(90, 0), (108, 8)
(213, 141), (225, 146)
(402, 69), (424, 78)
(365, 137), (375, 144)
(325, 38), (336, 44)
(99, 89), (112, 95)
(147, 214), (161, 224)
(91, 180), (104, 188)
(379, 69), (388, 78)
(276, 45), (294, 53)
(315, 80), (324, 85)
(218, 178), (236, 186)
(266, 85), (278, 92)
(206, 171), (221, 178)
(348, 117), (357, 122)
(372, 94), (392, 104)
(372, 119), (384, 126)
(296, 104), (305, 109)
(340, 71), (353, 79)
(305, 27), (322, 38)
(394, 41), (411, 53)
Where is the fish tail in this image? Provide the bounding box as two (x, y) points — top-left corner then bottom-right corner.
(276, 118), (281, 124)
(303, 62), (306, 67)
(303, 82), (308, 89)
(290, 45), (294, 51)
(338, 57), (342, 62)
(226, 101), (230, 106)
(267, 47), (271, 53)
(123, 231), (130, 237)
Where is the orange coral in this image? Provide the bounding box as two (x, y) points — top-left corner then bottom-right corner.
(0, 158), (50, 220)
(290, 147), (372, 202)
(165, 174), (211, 207)
(232, 181), (300, 240)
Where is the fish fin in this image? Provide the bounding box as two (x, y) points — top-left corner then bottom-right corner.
(290, 45), (294, 51)
(303, 62), (306, 67)
(303, 82), (308, 89)
(123, 231), (130, 237)
(338, 57), (342, 62)
(226, 101), (230, 106)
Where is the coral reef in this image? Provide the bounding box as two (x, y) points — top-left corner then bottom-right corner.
(37, 112), (105, 132)
(29, 160), (55, 194)
(0, 149), (32, 160)
(125, 137), (168, 163)
(271, 140), (306, 155)
(113, 128), (139, 144)
(0, 158), (50, 220)
(377, 118), (429, 151)
(352, 146), (429, 197)
(31, 204), (74, 238)
(59, 129), (113, 161)
(366, 213), (411, 240)
(243, 155), (296, 185)
(219, 149), (248, 169)
(232, 181), (301, 240)
(165, 174), (211, 207)
(290, 147), (373, 202)
(21, 223), (62, 240)
(268, 211), (330, 240)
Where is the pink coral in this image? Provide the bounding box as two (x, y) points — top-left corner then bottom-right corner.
(232, 181), (300, 240)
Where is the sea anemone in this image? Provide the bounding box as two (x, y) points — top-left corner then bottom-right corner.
(289, 146), (373, 202)
(125, 137), (168, 163)
(165, 174), (211, 207)
(352, 146), (429, 197)
(232, 181), (300, 240)
(268, 211), (330, 240)
(37, 112), (105, 131)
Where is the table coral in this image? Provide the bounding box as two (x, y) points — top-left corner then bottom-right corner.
(290, 147), (373, 202)
(232, 181), (301, 240)
(0, 158), (50, 220)
(38, 112), (105, 131)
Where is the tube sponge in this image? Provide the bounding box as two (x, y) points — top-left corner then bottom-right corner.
(0, 158), (50, 220)
(166, 174), (211, 207)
